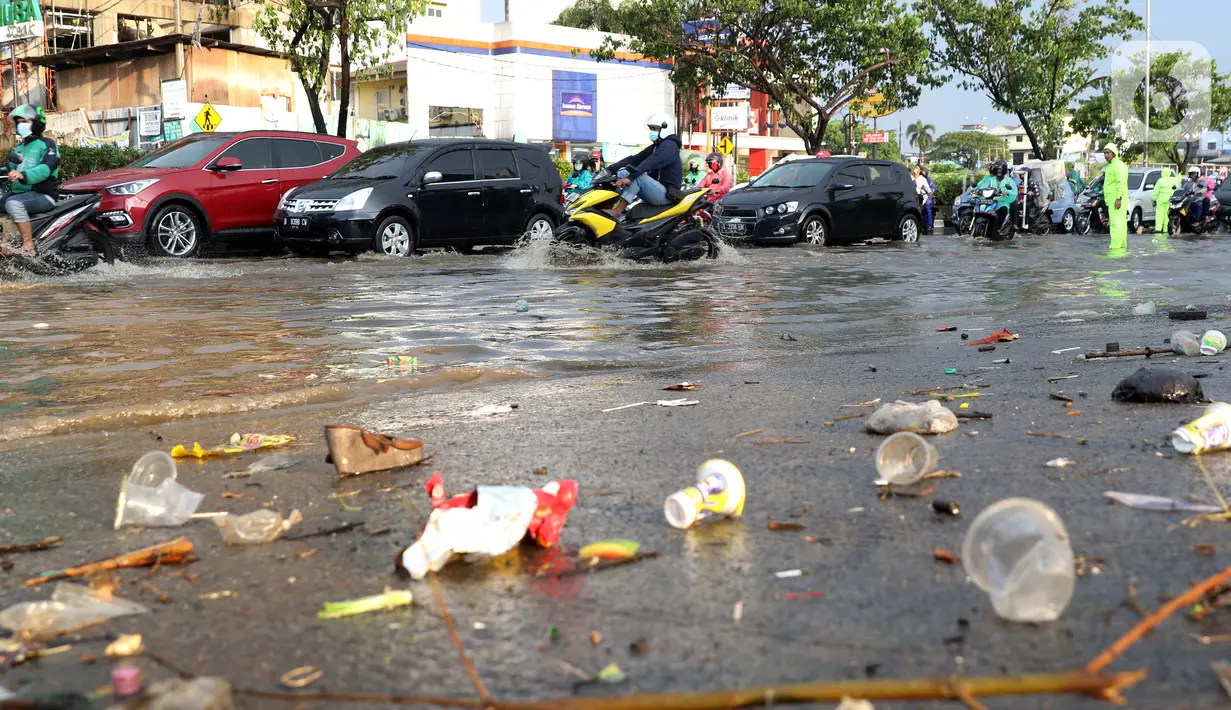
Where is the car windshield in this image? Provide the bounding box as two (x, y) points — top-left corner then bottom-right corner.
(751, 162), (835, 188)
(1128, 174), (1144, 190)
(130, 135), (230, 169)
(331, 144), (434, 179)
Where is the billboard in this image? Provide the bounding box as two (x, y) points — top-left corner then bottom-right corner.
(710, 104), (749, 132)
(553, 70), (597, 142)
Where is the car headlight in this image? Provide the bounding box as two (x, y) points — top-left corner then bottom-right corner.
(765, 205), (776, 214)
(334, 188), (373, 212)
(104, 179), (160, 196)
(277, 190), (294, 211)
(780, 201), (798, 214)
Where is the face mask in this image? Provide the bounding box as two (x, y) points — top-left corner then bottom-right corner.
(574, 164), (583, 171)
(648, 131), (660, 143)
(15, 123), (30, 138)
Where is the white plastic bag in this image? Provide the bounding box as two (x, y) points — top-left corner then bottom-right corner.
(399, 486), (539, 580)
(864, 400), (958, 435)
(0, 583), (149, 640)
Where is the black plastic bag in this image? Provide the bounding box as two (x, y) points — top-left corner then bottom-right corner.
(1112, 367), (1207, 404)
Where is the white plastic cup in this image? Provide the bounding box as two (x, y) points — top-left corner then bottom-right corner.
(961, 498), (1075, 623)
(1200, 330), (1227, 356)
(1172, 330), (1201, 356)
(114, 451), (204, 530)
(664, 459), (746, 529)
(875, 432), (939, 485)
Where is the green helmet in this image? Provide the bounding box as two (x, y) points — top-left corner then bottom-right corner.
(10, 104), (44, 123)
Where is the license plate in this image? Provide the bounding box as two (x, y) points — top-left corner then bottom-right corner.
(283, 217), (308, 230)
(719, 221), (747, 236)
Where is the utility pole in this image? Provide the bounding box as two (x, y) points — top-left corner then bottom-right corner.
(872, 115), (878, 159)
(174, 0), (183, 78)
(1143, 0), (1150, 166)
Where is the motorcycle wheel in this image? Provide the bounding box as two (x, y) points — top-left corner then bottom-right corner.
(957, 214), (973, 235)
(1169, 219), (1181, 236)
(660, 227), (720, 262)
(1030, 217), (1051, 235)
(552, 224), (592, 248)
(1076, 212), (1091, 235)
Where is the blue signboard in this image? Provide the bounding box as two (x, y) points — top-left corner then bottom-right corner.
(553, 71), (597, 142)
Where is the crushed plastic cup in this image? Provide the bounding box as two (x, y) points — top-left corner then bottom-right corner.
(0, 583), (149, 641)
(864, 400), (958, 435)
(1201, 330), (1227, 356)
(961, 498), (1075, 623)
(114, 451), (205, 530)
(1173, 402), (1231, 454)
(213, 509), (302, 545)
(1132, 301), (1156, 315)
(875, 432), (938, 485)
(1172, 330), (1202, 356)
(664, 459), (746, 529)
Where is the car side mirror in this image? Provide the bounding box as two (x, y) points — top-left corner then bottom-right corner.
(423, 171), (442, 185)
(831, 183), (855, 192)
(213, 157), (243, 172)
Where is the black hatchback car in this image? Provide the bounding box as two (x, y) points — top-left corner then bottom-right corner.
(275, 139), (563, 256)
(713, 157), (922, 246)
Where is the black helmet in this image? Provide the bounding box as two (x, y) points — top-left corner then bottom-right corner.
(992, 160), (1008, 177)
(706, 152), (723, 167)
(10, 104), (45, 135)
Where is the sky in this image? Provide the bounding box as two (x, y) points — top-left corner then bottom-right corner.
(893, 0), (1231, 141)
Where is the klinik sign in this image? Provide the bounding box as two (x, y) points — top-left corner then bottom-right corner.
(0, 0), (44, 44)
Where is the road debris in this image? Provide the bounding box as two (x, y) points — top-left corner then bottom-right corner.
(936, 326), (957, 332)
(864, 400), (958, 435)
(113, 665), (142, 698)
(1169, 307), (1208, 321)
(578, 540), (640, 560)
(963, 498), (1074, 623)
(963, 328), (1017, 346)
(932, 547), (959, 564)
(214, 509), (303, 545)
(1112, 367), (1206, 404)
(0, 536), (61, 555)
(841, 398), (882, 408)
(26, 537), (194, 586)
(1046, 458), (1077, 468)
(1201, 330), (1227, 355)
(280, 665), (323, 689)
(1173, 403), (1231, 454)
(735, 428), (765, 438)
(114, 451), (205, 530)
(663, 382), (699, 391)
(664, 459), (745, 529)
(469, 404), (515, 417)
(198, 590), (236, 601)
(775, 569), (804, 579)
(387, 355), (417, 372)
(0, 583), (148, 640)
(324, 425), (424, 475)
(1132, 302), (1156, 315)
(781, 332), (798, 341)
(589, 630), (603, 646)
(657, 398), (699, 407)
(874, 432), (938, 485)
(1103, 492), (1223, 513)
(597, 663), (626, 685)
(398, 472), (578, 579)
(1051, 347), (1081, 355)
(932, 500), (961, 516)
(170, 433), (295, 459)
(768, 521), (806, 531)
(105, 634), (144, 658)
(776, 590), (822, 600)
(318, 589), (412, 619)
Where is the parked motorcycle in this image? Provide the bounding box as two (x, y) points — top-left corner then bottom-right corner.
(1168, 187), (1222, 235)
(550, 171), (719, 262)
(0, 192), (115, 275)
(1075, 191), (1108, 235)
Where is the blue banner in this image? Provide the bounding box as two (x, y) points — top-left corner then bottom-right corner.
(553, 70), (597, 142)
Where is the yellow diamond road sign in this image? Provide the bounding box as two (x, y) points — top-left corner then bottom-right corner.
(194, 103), (221, 133)
(716, 135), (734, 156)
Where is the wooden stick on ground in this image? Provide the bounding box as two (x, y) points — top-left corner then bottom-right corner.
(0, 536), (61, 555)
(25, 537), (194, 586)
(430, 571), (492, 706)
(1088, 562), (1231, 674)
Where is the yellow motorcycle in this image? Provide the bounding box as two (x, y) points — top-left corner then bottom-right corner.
(552, 172), (719, 262)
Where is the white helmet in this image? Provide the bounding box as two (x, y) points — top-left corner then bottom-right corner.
(646, 112), (675, 139)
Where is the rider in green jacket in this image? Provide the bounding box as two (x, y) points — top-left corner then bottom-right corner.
(2, 105), (61, 257)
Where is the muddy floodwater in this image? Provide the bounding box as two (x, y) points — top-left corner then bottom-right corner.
(0, 233), (1220, 434)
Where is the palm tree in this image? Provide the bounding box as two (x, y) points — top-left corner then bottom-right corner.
(906, 120), (936, 162)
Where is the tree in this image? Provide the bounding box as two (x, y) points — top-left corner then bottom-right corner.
(595, 0), (941, 154)
(554, 0), (625, 33)
(1071, 51), (1231, 173)
(253, 0), (427, 136)
(906, 120), (936, 160)
(917, 0), (1142, 160)
(928, 130), (1010, 169)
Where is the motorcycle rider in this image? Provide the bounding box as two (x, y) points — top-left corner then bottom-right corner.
(702, 152), (732, 200)
(564, 156), (593, 198)
(972, 160), (1018, 232)
(1187, 167), (1209, 224)
(1102, 143), (1128, 250)
(2, 105), (60, 257)
(607, 113), (682, 218)
(682, 156), (704, 189)
(1152, 168), (1180, 234)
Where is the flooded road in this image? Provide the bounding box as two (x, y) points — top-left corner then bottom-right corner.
(0, 232), (1223, 429)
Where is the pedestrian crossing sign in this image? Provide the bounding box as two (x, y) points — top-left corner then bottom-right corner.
(194, 103), (221, 133)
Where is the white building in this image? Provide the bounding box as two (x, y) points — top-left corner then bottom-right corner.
(399, 0), (673, 159)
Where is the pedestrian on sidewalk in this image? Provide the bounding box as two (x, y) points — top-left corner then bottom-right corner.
(923, 167), (937, 234)
(912, 165), (934, 232)
(1102, 143), (1128, 250)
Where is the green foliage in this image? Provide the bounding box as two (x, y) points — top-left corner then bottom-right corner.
(253, 0), (428, 136)
(927, 162), (962, 174)
(928, 130), (1010, 169)
(554, 0), (626, 32)
(932, 172), (970, 209)
(1070, 52), (1231, 173)
(917, 0), (1142, 160)
(906, 120), (936, 157)
(736, 167), (750, 185)
(595, 0), (941, 154)
(553, 157), (573, 182)
(58, 145), (142, 180)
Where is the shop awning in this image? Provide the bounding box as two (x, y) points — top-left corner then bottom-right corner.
(27, 33), (280, 69)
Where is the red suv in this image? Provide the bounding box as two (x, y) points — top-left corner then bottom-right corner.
(60, 131), (359, 257)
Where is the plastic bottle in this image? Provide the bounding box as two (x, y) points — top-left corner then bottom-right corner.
(664, 459), (746, 529)
(961, 498), (1075, 623)
(1171, 330), (1201, 356)
(1173, 402), (1231, 454)
(874, 432), (938, 485)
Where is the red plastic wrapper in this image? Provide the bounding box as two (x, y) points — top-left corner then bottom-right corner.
(424, 472), (578, 547)
(962, 328), (1018, 346)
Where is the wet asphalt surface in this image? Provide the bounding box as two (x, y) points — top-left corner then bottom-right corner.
(3, 232), (1231, 708)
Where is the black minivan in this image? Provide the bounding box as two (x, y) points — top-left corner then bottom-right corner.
(713, 157), (922, 246)
(276, 139), (563, 256)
